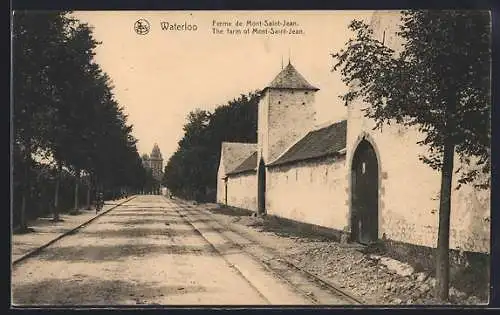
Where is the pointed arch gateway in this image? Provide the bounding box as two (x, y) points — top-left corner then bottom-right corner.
(350, 139), (379, 244)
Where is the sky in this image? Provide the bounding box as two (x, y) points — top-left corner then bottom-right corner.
(72, 10), (376, 162)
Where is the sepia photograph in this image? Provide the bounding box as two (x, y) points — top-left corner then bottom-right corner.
(11, 10), (491, 307)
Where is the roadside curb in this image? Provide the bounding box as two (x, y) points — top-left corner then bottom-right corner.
(12, 195), (137, 266)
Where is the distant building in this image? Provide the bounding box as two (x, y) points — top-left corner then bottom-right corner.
(141, 153), (151, 169)
(142, 143), (164, 181)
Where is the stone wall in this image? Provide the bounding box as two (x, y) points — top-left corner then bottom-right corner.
(346, 97), (490, 254)
(342, 10), (491, 254)
(267, 89), (317, 163)
(258, 89), (317, 164)
(257, 92), (270, 164)
(266, 155), (348, 231)
(226, 172), (258, 211)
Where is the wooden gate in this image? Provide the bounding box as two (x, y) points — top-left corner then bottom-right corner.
(351, 140), (379, 244)
(258, 159), (266, 214)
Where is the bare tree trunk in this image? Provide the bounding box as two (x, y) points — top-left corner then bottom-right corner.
(20, 189), (27, 231)
(53, 164), (62, 222)
(86, 182), (91, 210)
(436, 140), (455, 301)
(19, 152), (31, 232)
(74, 172), (79, 212)
(436, 95), (457, 302)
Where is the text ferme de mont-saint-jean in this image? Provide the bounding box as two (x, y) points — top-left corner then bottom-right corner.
(158, 19), (304, 35)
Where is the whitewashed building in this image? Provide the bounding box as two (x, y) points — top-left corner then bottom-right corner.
(216, 12), (490, 265)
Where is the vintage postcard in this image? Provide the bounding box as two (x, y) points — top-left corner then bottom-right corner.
(11, 10), (491, 306)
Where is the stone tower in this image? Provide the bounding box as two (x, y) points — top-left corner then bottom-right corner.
(149, 143), (163, 181)
(257, 61), (319, 164)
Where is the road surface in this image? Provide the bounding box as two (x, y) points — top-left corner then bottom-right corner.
(12, 195), (355, 306)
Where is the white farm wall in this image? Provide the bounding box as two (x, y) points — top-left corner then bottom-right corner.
(346, 99), (490, 253)
(266, 156), (348, 231)
(226, 172), (258, 212)
(340, 10), (490, 253)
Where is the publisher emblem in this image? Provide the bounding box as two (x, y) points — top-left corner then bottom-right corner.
(134, 19), (150, 35)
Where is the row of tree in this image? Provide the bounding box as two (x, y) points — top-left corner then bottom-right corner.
(332, 10), (490, 301)
(163, 92), (260, 201)
(13, 11), (153, 232)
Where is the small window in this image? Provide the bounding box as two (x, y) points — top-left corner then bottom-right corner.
(278, 101), (281, 104)
(305, 91), (308, 95)
(302, 102), (305, 105)
(362, 162), (366, 174)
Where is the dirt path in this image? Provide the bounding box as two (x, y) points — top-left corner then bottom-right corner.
(12, 197), (134, 264)
(13, 195), (354, 306)
(12, 196), (270, 306)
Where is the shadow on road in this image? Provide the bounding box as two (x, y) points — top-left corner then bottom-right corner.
(12, 277), (209, 306)
(106, 212), (178, 217)
(34, 243), (222, 262)
(103, 218), (216, 225)
(204, 207), (253, 218)
(30, 240), (245, 263)
(78, 227), (214, 238)
(102, 218), (174, 225)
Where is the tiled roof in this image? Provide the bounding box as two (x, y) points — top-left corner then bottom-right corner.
(266, 62), (319, 91)
(268, 120), (347, 167)
(227, 151), (258, 175)
(221, 142), (257, 175)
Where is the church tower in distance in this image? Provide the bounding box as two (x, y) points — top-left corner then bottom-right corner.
(149, 143), (163, 181)
(142, 144), (164, 181)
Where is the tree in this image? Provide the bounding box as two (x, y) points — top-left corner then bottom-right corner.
(13, 11), (148, 228)
(163, 92), (259, 201)
(45, 20), (105, 217)
(332, 10), (491, 301)
(12, 11), (71, 229)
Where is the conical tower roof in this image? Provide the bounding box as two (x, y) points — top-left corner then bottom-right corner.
(266, 62), (319, 91)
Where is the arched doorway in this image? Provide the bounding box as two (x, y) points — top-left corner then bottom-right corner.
(257, 159), (266, 215)
(351, 139), (379, 244)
